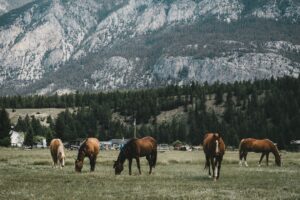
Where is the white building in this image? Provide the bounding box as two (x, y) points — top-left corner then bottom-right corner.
(9, 130), (24, 147)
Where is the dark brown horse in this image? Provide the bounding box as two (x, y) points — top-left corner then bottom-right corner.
(239, 138), (281, 167)
(203, 133), (225, 181)
(75, 138), (100, 172)
(113, 136), (157, 175)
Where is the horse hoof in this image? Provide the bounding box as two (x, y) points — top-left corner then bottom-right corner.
(208, 175), (212, 178)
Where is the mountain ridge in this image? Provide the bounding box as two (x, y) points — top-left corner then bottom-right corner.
(0, 0), (299, 95)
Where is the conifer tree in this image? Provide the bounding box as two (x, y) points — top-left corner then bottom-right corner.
(24, 126), (34, 147)
(0, 108), (11, 146)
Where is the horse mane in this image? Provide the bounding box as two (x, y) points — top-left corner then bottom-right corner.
(125, 138), (138, 146)
(77, 139), (87, 160)
(269, 140), (280, 159)
(117, 138), (137, 161)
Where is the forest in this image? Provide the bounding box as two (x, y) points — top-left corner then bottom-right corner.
(0, 76), (299, 149)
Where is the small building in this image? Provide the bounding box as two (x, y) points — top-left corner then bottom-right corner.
(158, 144), (170, 152)
(110, 138), (129, 150)
(100, 141), (112, 150)
(9, 130), (24, 147)
(33, 136), (47, 148)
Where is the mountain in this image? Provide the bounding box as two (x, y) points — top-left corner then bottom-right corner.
(0, 0), (300, 95)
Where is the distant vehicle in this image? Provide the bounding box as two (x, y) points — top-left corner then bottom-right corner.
(66, 139), (85, 150)
(158, 144), (170, 152)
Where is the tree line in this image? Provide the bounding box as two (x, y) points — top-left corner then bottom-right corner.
(0, 76), (299, 149)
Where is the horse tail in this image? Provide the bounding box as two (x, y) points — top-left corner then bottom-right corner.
(238, 139), (244, 159)
(152, 149), (157, 168)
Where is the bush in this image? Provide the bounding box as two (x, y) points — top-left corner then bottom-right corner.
(0, 137), (11, 147)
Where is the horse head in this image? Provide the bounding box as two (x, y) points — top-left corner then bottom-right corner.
(213, 133), (221, 155)
(275, 154), (282, 167)
(58, 152), (65, 167)
(113, 160), (124, 175)
(75, 159), (83, 172)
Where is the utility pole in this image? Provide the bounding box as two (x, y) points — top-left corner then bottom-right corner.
(133, 117), (136, 138)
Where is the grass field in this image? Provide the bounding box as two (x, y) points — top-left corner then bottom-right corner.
(0, 148), (299, 200)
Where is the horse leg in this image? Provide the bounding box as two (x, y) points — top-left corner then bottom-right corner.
(89, 156), (96, 172)
(207, 157), (211, 178)
(213, 158), (219, 181)
(128, 158), (132, 175)
(211, 158), (216, 180)
(136, 157), (141, 175)
(146, 155), (152, 174)
(217, 158), (222, 180)
(258, 153), (265, 167)
(266, 153), (269, 166)
(239, 151), (244, 166)
(244, 152), (249, 167)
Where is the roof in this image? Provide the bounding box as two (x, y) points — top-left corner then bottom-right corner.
(110, 139), (129, 145)
(290, 140), (300, 145)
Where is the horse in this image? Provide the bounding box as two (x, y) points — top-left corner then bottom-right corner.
(203, 133), (225, 181)
(239, 138), (281, 167)
(113, 136), (157, 175)
(75, 138), (100, 172)
(50, 138), (65, 169)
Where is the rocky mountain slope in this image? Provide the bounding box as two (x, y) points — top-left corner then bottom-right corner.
(0, 0), (299, 95)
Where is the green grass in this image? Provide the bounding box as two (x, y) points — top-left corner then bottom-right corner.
(0, 148), (299, 200)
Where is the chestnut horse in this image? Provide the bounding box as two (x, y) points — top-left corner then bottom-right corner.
(50, 139), (65, 169)
(113, 136), (157, 175)
(203, 133), (225, 181)
(75, 138), (100, 172)
(239, 138), (281, 167)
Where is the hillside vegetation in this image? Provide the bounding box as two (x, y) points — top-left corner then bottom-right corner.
(0, 76), (299, 149)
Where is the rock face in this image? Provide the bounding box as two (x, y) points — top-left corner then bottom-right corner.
(0, 0), (299, 95)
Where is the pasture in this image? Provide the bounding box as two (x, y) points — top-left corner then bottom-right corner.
(0, 148), (299, 200)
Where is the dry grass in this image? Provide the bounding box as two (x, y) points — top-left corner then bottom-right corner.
(0, 148), (299, 199)
(8, 108), (73, 125)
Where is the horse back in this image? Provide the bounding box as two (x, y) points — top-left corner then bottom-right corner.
(50, 139), (63, 153)
(84, 138), (100, 157)
(135, 136), (157, 157)
(240, 138), (275, 152)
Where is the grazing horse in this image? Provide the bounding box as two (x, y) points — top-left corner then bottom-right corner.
(239, 138), (281, 167)
(203, 133), (225, 181)
(113, 136), (157, 175)
(50, 139), (65, 169)
(75, 138), (100, 172)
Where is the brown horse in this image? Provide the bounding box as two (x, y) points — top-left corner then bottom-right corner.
(75, 138), (100, 172)
(239, 138), (281, 167)
(203, 133), (225, 181)
(50, 138), (65, 169)
(113, 136), (157, 175)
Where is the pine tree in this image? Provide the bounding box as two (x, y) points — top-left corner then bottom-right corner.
(15, 117), (27, 132)
(45, 128), (53, 146)
(55, 113), (65, 139)
(24, 126), (34, 147)
(0, 108), (11, 146)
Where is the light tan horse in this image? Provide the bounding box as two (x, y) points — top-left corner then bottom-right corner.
(75, 138), (100, 172)
(239, 138), (281, 167)
(203, 133), (225, 181)
(50, 139), (65, 169)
